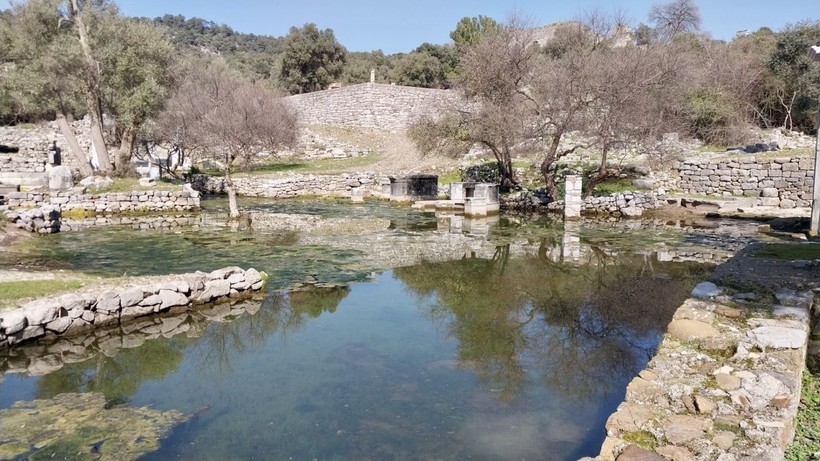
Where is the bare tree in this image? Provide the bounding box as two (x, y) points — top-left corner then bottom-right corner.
(648, 0), (701, 43)
(156, 59), (299, 218)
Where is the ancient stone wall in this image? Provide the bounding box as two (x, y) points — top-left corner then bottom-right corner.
(6, 189), (200, 213)
(285, 83), (460, 129)
(598, 285), (814, 461)
(506, 191), (668, 217)
(676, 156), (814, 208)
(0, 267), (266, 349)
(6, 206), (61, 234)
(0, 119), (96, 174)
(191, 173), (377, 198)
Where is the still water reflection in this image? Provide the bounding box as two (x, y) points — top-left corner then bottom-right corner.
(1, 246), (706, 460)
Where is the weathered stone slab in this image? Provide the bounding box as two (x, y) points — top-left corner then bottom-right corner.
(159, 290), (188, 310)
(23, 299), (61, 326)
(747, 326), (807, 349)
(667, 319), (719, 341)
(120, 287), (146, 308)
(663, 415), (711, 445)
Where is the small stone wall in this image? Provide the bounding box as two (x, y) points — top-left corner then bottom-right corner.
(676, 156), (814, 208)
(597, 285), (814, 461)
(527, 191), (667, 217)
(191, 173), (377, 198)
(0, 149), (46, 174)
(6, 206), (61, 233)
(0, 267), (266, 349)
(6, 189), (200, 213)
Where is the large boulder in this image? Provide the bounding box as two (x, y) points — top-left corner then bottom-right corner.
(48, 165), (73, 191)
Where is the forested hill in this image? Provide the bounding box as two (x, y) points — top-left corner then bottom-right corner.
(145, 14), (285, 79)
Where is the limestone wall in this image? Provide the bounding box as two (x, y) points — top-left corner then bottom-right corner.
(6, 206), (61, 234)
(598, 284), (814, 460)
(506, 191), (668, 217)
(285, 83), (460, 129)
(6, 189), (200, 213)
(0, 267), (266, 349)
(0, 119), (96, 174)
(191, 173), (377, 198)
(676, 156), (814, 208)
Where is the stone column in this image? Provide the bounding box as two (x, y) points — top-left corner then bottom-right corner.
(564, 175), (582, 220)
(370, 69), (375, 84)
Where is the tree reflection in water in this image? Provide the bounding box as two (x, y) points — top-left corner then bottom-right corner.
(394, 242), (708, 403)
(33, 287), (351, 403)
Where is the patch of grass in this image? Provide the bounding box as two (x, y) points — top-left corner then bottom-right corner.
(238, 154), (381, 177)
(755, 243), (820, 261)
(92, 177), (185, 194)
(623, 430), (658, 449)
(712, 147), (814, 160)
(714, 421), (745, 436)
(0, 279), (88, 308)
(438, 170), (461, 185)
(590, 178), (636, 197)
(785, 369), (820, 461)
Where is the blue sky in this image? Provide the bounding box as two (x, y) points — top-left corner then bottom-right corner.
(3, 0), (819, 53)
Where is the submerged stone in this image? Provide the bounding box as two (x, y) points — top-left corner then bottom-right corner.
(691, 282), (722, 299)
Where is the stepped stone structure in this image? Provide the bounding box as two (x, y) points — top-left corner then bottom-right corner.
(285, 83), (460, 129)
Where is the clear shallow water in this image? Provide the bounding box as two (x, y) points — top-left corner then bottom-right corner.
(0, 199), (728, 460)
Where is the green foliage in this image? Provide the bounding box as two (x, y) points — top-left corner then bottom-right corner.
(461, 163), (501, 183)
(766, 21), (820, 132)
(150, 14), (284, 81)
(388, 43), (457, 88)
(280, 23), (347, 94)
(684, 88), (736, 145)
(340, 50), (394, 84)
(785, 369), (820, 460)
(450, 15), (501, 50)
(754, 243), (820, 260)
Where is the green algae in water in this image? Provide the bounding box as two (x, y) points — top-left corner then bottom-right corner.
(0, 393), (187, 461)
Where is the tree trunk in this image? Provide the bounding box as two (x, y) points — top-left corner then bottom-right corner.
(117, 124), (137, 170)
(540, 131), (564, 200)
(56, 113), (93, 177)
(585, 146), (610, 199)
(70, 0), (113, 173)
(225, 168), (240, 219)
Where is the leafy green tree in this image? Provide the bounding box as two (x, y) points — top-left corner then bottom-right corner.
(96, 16), (179, 168)
(280, 23), (347, 94)
(1, 0), (179, 174)
(449, 15), (501, 51)
(391, 44), (457, 89)
(766, 21), (820, 132)
(340, 50), (395, 84)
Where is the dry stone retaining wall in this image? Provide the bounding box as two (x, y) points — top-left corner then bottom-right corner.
(6, 189), (200, 213)
(191, 173), (377, 198)
(285, 83), (459, 129)
(506, 191), (667, 217)
(676, 156), (814, 208)
(0, 267), (266, 349)
(6, 206), (61, 233)
(597, 284), (814, 461)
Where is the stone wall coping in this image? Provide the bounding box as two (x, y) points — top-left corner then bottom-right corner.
(0, 267), (267, 349)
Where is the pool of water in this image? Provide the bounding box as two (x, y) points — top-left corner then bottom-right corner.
(0, 199), (755, 460)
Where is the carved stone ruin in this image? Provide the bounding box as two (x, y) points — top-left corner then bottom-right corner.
(564, 175), (582, 220)
(389, 174), (438, 201)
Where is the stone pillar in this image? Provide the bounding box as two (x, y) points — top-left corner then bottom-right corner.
(564, 175), (582, 220)
(370, 69), (375, 84)
(811, 94), (820, 236)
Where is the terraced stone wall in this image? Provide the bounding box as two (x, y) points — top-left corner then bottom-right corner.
(6, 189), (200, 212)
(676, 156), (814, 208)
(285, 83), (460, 129)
